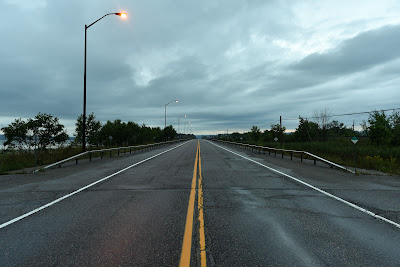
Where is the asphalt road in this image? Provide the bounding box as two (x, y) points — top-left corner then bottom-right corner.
(0, 139), (399, 266)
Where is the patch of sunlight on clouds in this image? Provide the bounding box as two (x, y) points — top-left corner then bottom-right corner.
(272, 38), (332, 57)
(134, 68), (156, 87)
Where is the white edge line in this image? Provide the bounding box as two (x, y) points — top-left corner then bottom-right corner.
(218, 140), (354, 174)
(207, 140), (400, 229)
(0, 141), (191, 229)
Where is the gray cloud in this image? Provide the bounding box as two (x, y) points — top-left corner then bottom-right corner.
(293, 24), (400, 75)
(1, 1), (400, 135)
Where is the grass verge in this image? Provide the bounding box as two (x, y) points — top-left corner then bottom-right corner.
(233, 138), (400, 175)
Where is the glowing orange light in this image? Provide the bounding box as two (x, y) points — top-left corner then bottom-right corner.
(120, 13), (127, 18)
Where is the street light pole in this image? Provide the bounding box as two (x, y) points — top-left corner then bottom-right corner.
(82, 12), (127, 152)
(184, 121), (191, 136)
(178, 114), (187, 139)
(164, 100), (178, 141)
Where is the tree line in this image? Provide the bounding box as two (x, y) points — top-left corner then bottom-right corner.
(1, 113), (191, 150)
(218, 110), (400, 146)
(73, 113), (183, 147)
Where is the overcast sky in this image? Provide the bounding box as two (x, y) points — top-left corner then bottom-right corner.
(1, 0), (400, 135)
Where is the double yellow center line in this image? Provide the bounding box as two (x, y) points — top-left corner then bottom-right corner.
(179, 141), (207, 267)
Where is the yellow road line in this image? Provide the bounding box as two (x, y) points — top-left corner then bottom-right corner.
(198, 143), (207, 267)
(180, 140), (207, 267)
(179, 141), (199, 267)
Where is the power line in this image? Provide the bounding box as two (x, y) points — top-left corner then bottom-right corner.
(242, 108), (400, 130)
(260, 121), (279, 128)
(284, 107), (400, 121)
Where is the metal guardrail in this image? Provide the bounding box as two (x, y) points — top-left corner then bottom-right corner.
(212, 139), (355, 174)
(36, 139), (188, 172)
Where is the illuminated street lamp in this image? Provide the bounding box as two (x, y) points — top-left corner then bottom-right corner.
(164, 100), (178, 141)
(82, 12), (127, 152)
(178, 114), (187, 139)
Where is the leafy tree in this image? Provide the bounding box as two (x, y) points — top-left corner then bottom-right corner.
(126, 121), (141, 145)
(2, 113), (68, 150)
(98, 119), (128, 146)
(389, 111), (400, 146)
(270, 123), (286, 142)
(164, 125), (177, 141)
(326, 120), (354, 137)
(139, 124), (153, 144)
(230, 132), (242, 141)
(112, 119), (126, 145)
(262, 130), (273, 142)
(250, 126), (261, 142)
(1, 118), (28, 149)
(368, 111), (392, 146)
(293, 118), (318, 142)
(28, 113), (69, 150)
(97, 120), (175, 147)
(98, 120), (115, 146)
(151, 126), (163, 143)
(74, 113), (102, 147)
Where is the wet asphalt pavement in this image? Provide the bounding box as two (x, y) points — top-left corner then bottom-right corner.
(0, 139), (399, 266)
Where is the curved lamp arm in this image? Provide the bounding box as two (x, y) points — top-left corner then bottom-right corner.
(165, 99), (179, 107)
(87, 12), (127, 29)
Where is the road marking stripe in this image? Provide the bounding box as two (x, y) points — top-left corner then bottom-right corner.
(0, 141), (190, 230)
(198, 143), (207, 267)
(179, 141), (199, 267)
(208, 141), (400, 229)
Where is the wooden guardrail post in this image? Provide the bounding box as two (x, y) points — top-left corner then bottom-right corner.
(301, 153), (303, 162)
(89, 153), (92, 161)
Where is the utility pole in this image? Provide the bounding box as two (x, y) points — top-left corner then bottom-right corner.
(280, 115), (283, 147)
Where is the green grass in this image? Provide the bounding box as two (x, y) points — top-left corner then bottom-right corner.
(0, 147), (82, 174)
(0, 143), (167, 174)
(237, 138), (400, 175)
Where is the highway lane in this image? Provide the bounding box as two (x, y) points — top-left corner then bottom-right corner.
(201, 140), (400, 266)
(0, 140), (198, 266)
(0, 139), (399, 266)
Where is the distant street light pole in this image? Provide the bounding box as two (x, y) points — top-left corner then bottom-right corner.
(184, 121), (191, 135)
(178, 114), (187, 139)
(82, 12), (127, 152)
(164, 100), (178, 141)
